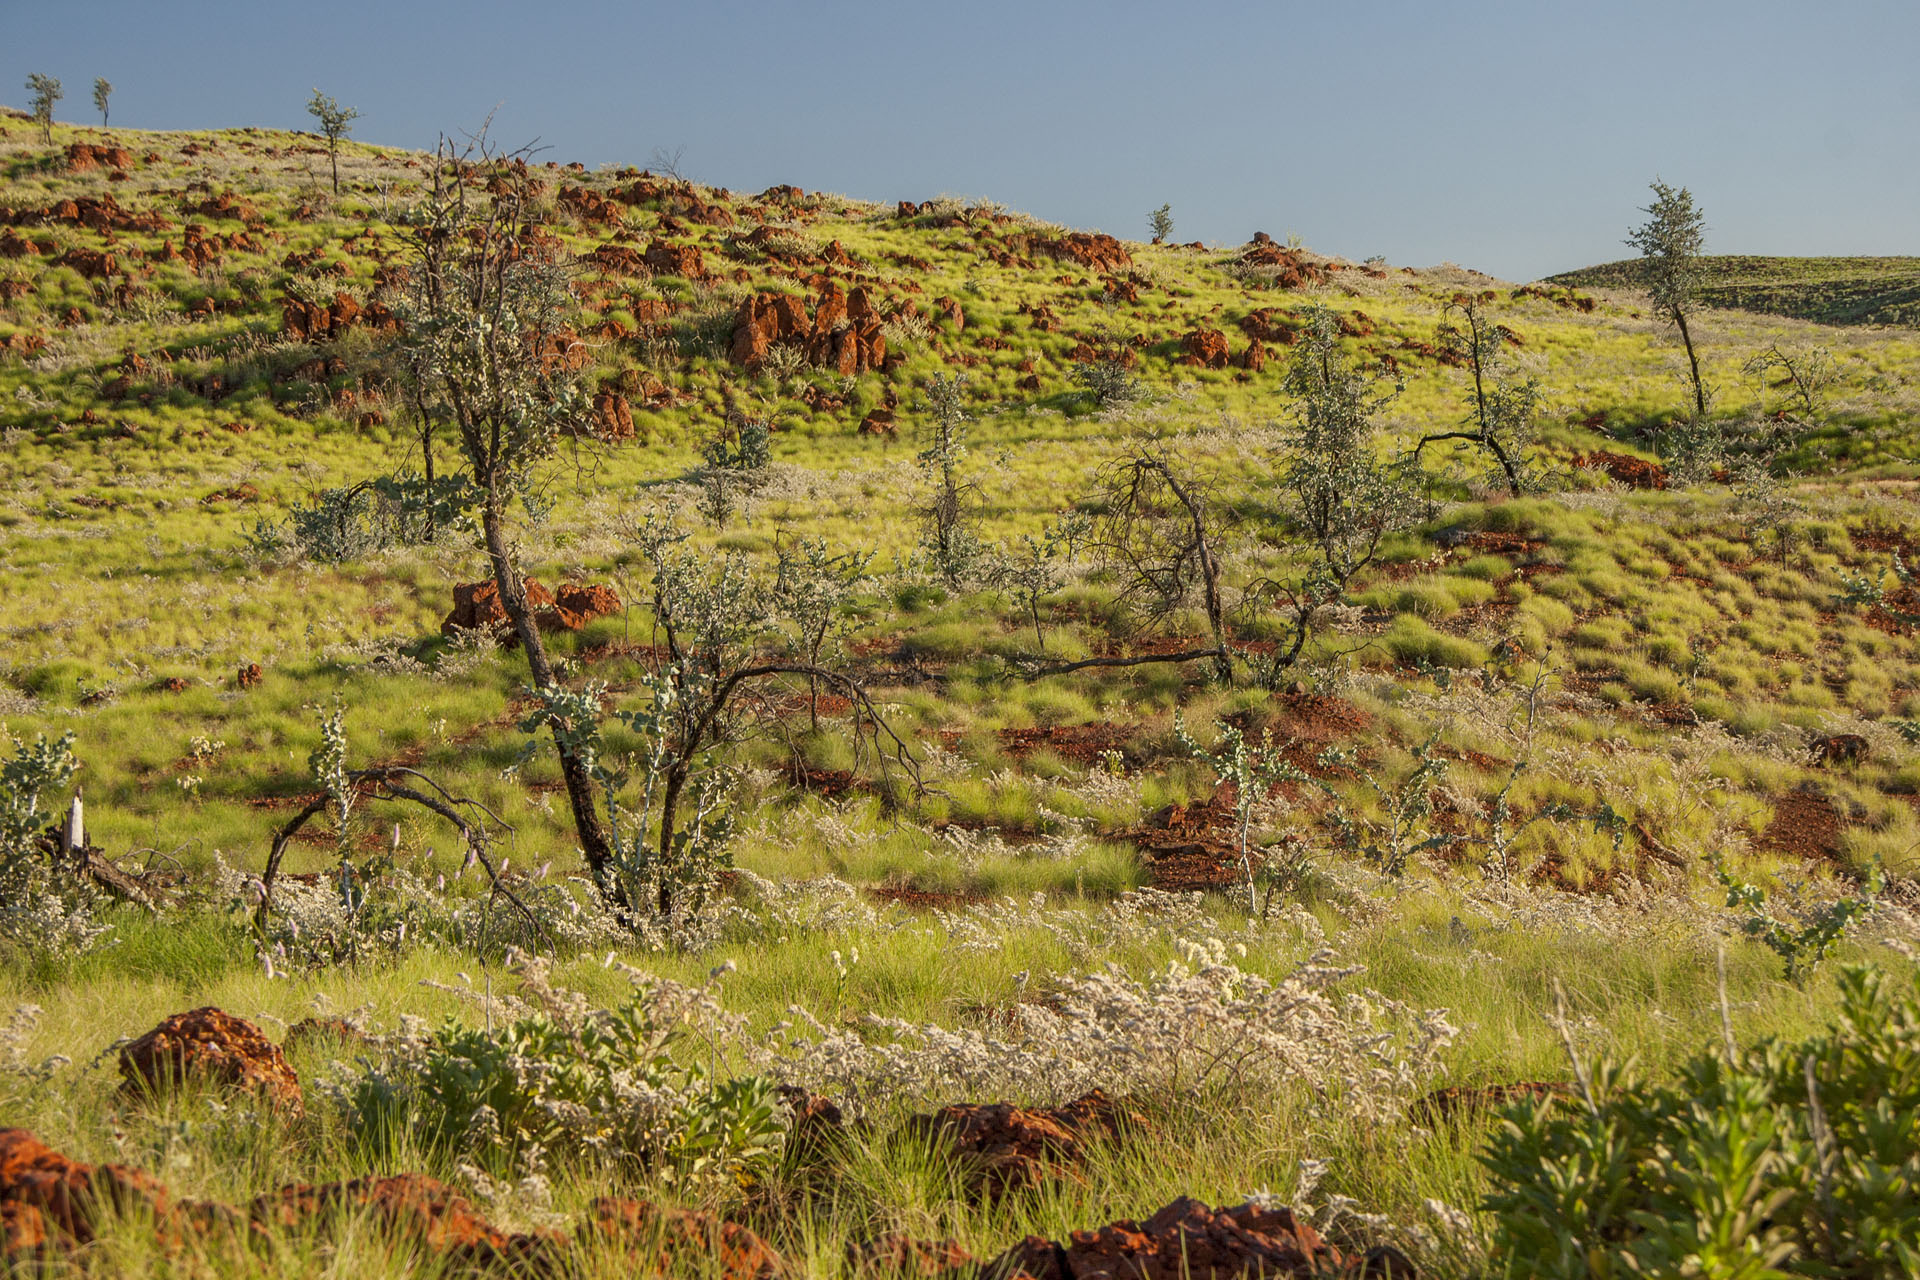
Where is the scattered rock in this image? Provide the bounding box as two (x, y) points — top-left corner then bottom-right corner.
(119, 1008), (304, 1114)
(579, 1196), (783, 1280)
(1043, 233), (1132, 274)
(591, 388), (635, 440)
(281, 1018), (363, 1053)
(543, 582), (623, 633)
(234, 663), (263, 691)
(442, 577), (555, 641)
(983, 1196), (1385, 1280)
(63, 143), (135, 173)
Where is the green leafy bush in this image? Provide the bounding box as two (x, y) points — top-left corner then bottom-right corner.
(1482, 964), (1920, 1278)
(342, 958), (784, 1183)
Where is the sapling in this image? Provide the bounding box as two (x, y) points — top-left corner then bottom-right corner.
(1173, 712), (1311, 914)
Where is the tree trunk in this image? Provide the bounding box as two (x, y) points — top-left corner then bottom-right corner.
(1674, 307), (1706, 420)
(329, 144), (340, 195)
(480, 501), (615, 886)
(656, 762), (687, 916)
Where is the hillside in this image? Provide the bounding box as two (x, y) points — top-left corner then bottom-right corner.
(3, 116), (1920, 1278)
(1549, 253), (1920, 326)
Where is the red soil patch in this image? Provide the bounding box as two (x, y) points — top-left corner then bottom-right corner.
(996, 724), (1132, 765)
(1756, 788), (1848, 866)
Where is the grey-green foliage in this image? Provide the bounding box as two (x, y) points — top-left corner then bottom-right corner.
(343, 978), (784, 1183)
(1482, 964), (1920, 1278)
(1715, 858), (1882, 984)
(1174, 712), (1311, 914)
(1281, 305), (1422, 587)
(917, 373), (995, 587)
(1071, 350), (1146, 409)
(91, 77), (111, 126)
(1626, 179), (1710, 421)
(1148, 203), (1174, 244)
(1427, 294), (1542, 496)
(26, 74), (61, 145)
(244, 473), (466, 563)
(305, 88), (359, 194)
(0, 733), (106, 958)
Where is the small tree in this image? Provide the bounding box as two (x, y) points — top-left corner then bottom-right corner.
(1417, 293), (1541, 496)
(916, 373), (993, 587)
(1626, 179), (1709, 422)
(1280, 305), (1421, 588)
(1173, 712), (1308, 914)
(306, 88), (360, 195)
(1087, 452), (1234, 684)
(1148, 203), (1174, 245)
(26, 74), (62, 146)
(390, 130), (616, 889)
(91, 78), (111, 127)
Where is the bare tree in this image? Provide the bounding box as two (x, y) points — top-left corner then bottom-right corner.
(1627, 180), (1710, 422)
(389, 128), (617, 886)
(306, 88), (360, 195)
(1079, 451), (1234, 685)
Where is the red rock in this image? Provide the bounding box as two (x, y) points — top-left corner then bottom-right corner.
(1570, 450), (1668, 490)
(543, 582), (622, 632)
(1811, 734), (1870, 767)
(249, 1174), (505, 1257)
(984, 1197), (1364, 1280)
(591, 389), (634, 440)
(579, 1197), (783, 1280)
(847, 1233), (978, 1277)
(442, 577), (555, 641)
(1043, 232), (1132, 274)
(0, 1129), (172, 1250)
(908, 1090), (1145, 1198)
(1238, 340), (1267, 372)
(643, 240), (706, 279)
(119, 1008), (303, 1114)
(1180, 328), (1231, 369)
(235, 663), (263, 690)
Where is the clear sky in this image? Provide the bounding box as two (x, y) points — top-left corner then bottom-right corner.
(11, 0), (1917, 282)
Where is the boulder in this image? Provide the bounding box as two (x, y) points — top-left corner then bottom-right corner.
(0, 1129), (171, 1249)
(118, 1008), (303, 1114)
(1180, 328), (1231, 369)
(906, 1090), (1143, 1198)
(441, 577), (556, 641)
(543, 582), (622, 632)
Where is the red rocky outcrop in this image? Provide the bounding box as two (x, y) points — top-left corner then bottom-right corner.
(1044, 232), (1132, 274)
(0, 1129), (172, 1248)
(729, 284), (887, 375)
(1180, 328), (1231, 369)
(118, 1008), (304, 1114)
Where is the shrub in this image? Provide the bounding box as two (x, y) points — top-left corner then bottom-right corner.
(0, 733), (108, 959)
(1481, 964), (1920, 1278)
(342, 954), (784, 1183)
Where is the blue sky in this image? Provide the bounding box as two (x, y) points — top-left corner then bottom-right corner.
(12, 0), (1917, 281)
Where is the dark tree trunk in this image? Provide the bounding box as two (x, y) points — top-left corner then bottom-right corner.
(480, 500), (615, 886)
(1674, 307), (1706, 421)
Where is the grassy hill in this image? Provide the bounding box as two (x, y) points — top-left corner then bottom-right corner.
(2, 116), (1920, 1278)
(1549, 253), (1920, 326)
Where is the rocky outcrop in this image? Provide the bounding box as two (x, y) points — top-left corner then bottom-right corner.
(729, 283), (888, 375)
(1043, 232), (1132, 274)
(118, 1008), (303, 1113)
(1180, 328), (1231, 369)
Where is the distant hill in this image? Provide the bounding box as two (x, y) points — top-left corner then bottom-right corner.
(1547, 255), (1920, 327)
